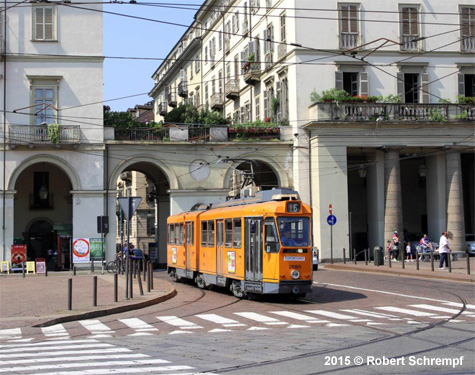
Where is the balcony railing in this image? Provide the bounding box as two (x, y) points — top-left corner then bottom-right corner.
(339, 33), (360, 49)
(400, 35), (421, 51)
(277, 43), (287, 60)
(158, 103), (167, 116)
(225, 79), (240, 99)
(168, 92), (177, 107)
(461, 36), (475, 52)
(243, 62), (261, 85)
(242, 19), (249, 35)
(178, 81), (188, 98)
(210, 92), (224, 110)
(114, 127), (170, 141)
(8, 125), (81, 145)
(308, 102), (475, 122)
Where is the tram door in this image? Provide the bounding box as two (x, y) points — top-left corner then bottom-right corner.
(185, 222), (192, 270)
(216, 220), (224, 276)
(245, 217), (263, 281)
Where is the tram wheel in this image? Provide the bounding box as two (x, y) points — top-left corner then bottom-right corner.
(195, 274), (206, 289)
(170, 270), (180, 282)
(230, 281), (246, 299)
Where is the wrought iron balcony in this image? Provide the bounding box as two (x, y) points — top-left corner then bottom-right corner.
(168, 92), (177, 107)
(158, 103), (167, 116)
(178, 81), (188, 98)
(339, 33), (360, 50)
(225, 79), (240, 99)
(210, 92), (224, 110)
(308, 102), (475, 122)
(461, 36), (475, 52)
(243, 63), (261, 85)
(8, 125), (81, 145)
(114, 127), (170, 141)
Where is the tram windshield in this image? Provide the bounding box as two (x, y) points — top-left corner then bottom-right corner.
(277, 217), (310, 247)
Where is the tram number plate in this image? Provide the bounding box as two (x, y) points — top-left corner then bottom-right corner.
(284, 256), (305, 261)
(289, 265), (301, 270)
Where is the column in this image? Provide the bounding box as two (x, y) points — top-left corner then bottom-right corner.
(384, 150), (403, 248)
(446, 151), (466, 252)
(367, 150), (385, 249)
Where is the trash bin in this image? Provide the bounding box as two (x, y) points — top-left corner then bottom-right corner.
(374, 246), (384, 265)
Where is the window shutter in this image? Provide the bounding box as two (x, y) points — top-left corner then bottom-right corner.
(35, 8), (44, 39)
(263, 29), (268, 53)
(360, 72), (368, 96)
(335, 71), (343, 90)
(458, 73), (465, 96)
(402, 8), (409, 35)
(397, 72), (405, 103)
(341, 6), (349, 33)
(350, 6), (357, 33)
(240, 51), (245, 75)
(270, 24), (274, 51)
(248, 40), (255, 57)
(44, 8), (53, 39)
(421, 73), (429, 103)
(263, 90), (268, 118)
(410, 8), (418, 35)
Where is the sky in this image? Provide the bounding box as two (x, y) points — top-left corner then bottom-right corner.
(103, 1), (204, 112)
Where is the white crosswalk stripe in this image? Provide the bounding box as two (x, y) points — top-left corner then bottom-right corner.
(443, 302), (475, 310)
(0, 339), (208, 375)
(340, 309), (403, 321)
(234, 312), (288, 325)
(196, 313), (246, 327)
(0, 328), (21, 340)
(79, 320), (115, 337)
(156, 316), (203, 329)
(375, 306), (442, 318)
(270, 311), (329, 323)
(41, 324), (69, 338)
(409, 304), (472, 316)
(119, 318), (158, 332)
(304, 310), (371, 322)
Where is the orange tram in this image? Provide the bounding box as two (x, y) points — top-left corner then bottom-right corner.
(167, 188), (313, 298)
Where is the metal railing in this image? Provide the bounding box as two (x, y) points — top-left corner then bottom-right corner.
(461, 36), (475, 52)
(8, 125), (81, 145)
(225, 79), (240, 97)
(114, 127), (169, 141)
(210, 92), (224, 108)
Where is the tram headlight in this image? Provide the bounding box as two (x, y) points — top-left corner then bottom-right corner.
(291, 270), (300, 279)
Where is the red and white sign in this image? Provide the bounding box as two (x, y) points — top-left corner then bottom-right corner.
(11, 245), (27, 267)
(329, 204), (333, 214)
(73, 238), (90, 263)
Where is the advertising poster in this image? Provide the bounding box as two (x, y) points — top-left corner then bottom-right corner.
(172, 247), (177, 264)
(73, 238), (90, 263)
(11, 245), (27, 268)
(227, 251), (236, 273)
(89, 238), (104, 260)
(35, 259), (46, 274)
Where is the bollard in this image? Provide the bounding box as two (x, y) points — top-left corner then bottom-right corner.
(416, 254), (419, 270)
(68, 278), (72, 310)
(147, 265), (151, 293)
(150, 263), (154, 290)
(91, 260), (94, 273)
(364, 248), (368, 266)
(137, 266), (144, 296)
(93, 276), (97, 307)
(130, 261), (133, 299)
(343, 248), (346, 264)
(467, 254), (471, 275)
(144, 260), (147, 282)
(376, 248), (379, 267)
(430, 251), (434, 271)
(133, 260), (137, 279)
(401, 246), (405, 269)
(45, 267), (48, 277)
(389, 254), (392, 268)
(73, 266), (76, 276)
(114, 273), (118, 302)
(22, 262), (25, 278)
(448, 255), (452, 273)
(353, 249), (357, 264)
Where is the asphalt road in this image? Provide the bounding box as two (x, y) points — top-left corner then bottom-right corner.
(1, 269), (474, 375)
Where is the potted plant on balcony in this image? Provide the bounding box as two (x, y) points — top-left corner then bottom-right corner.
(47, 124), (60, 144)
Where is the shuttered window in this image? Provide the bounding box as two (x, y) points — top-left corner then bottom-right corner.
(340, 4), (358, 34)
(401, 7), (418, 36)
(461, 7), (475, 37)
(34, 6), (56, 41)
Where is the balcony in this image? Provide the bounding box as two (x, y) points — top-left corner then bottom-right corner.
(308, 102), (475, 123)
(400, 35), (421, 51)
(178, 81), (188, 98)
(461, 36), (475, 52)
(225, 38), (231, 54)
(225, 79), (240, 99)
(158, 103), (167, 116)
(243, 63), (262, 85)
(114, 127), (170, 141)
(210, 92), (224, 110)
(242, 19), (249, 36)
(277, 43), (287, 60)
(168, 92), (177, 107)
(8, 125), (81, 146)
(339, 33), (360, 50)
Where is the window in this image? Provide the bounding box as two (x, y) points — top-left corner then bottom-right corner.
(280, 12), (286, 43)
(205, 46), (208, 64)
(30, 77), (60, 125)
(339, 4), (359, 49)
(225, 219), (233, 247)
(400, 6), (420, 51)
(233, 218), (242, 248)
(195, 54), (201, 73)
(169, 224), (175, 244)
(212, 76), (216, 95)
(461, 7), (475, 52)
(404, 73), (419, 103)
(218, 31), (222, 50)
(264, 218), (280, 253)
(33, 6), (56, 41)
(147, 217), (155, 236)
(218, 70), (223, 94)
(208, 220), (215, 246)
(178, 223), (184, 245)
(264, 23), (274, 54)
(277, 217), (310, 247)
(464, 74), (475, 97)
(201, 221), (208, 246)
(343, 72), (359, 96)
(255, 95), (260, 119)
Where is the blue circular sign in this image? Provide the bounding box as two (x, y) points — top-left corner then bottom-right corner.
(327, 215), (337, 226)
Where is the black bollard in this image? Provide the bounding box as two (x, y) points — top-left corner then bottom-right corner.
(401, 246), (405, 269)
(467, 254), (471, 275)
(416, 254), (419, 270)
(45, 267), (48, 277)
(150, 263), (154, 290)
(343, 248), (346, 264)
(389, 253), (392, 268)
(130, 261), (133, 299)
(93, 276), (97, 306)
(68, 278), (72, 310)
(364, 248), (368, 266)
(353, 249), (357, 264)
(147, 266), (151, 293)
(73, 266), (76, 276)
(143, 260), (146, 282)
(91, 260), (94, 273)
(114, 273), (118, 302)
(448, 255), (452, 273)
(22, 262), (25, 278)
(137, 266), (144, 296)
(430, 251), (434, 271)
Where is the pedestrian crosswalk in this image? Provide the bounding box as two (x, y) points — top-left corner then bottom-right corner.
(0, 301), (473, 341)
(0, 339), (213, 375)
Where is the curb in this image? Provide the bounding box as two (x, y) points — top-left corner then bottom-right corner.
(33, 287), (177, 328)
(322, 264), (474, 283)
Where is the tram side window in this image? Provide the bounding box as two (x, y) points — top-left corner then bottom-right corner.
(169, 224), (175, 245)
(201, 221), (208, 246)
(186, 223), (191, 244)
(233, 218), (242, 248)
(175, 224), (180, 244)
(179, 223), (184, 245)
(208, 220), (215, 246)
(225, 219), (233, 248)
(264, 218), (280, 253)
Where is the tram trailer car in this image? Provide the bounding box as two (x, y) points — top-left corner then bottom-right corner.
(167, 189), (313, 298)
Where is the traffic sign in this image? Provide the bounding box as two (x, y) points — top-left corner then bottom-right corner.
(327, 214), (337, 226)
(329, 204), (332, 214)
(118, 197), (142, 220)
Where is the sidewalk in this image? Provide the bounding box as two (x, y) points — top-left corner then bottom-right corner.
(322, 255), (475, 283)
(0, 270), (176, 330)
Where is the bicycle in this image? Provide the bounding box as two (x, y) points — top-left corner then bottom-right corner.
(106, 258), (122, 273)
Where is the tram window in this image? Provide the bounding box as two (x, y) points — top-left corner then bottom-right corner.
(186, 223), (190, 244)
(169, 224), (175, 245)
(191, 222), (194, 245)
(264, 218), (280, 253)
(233, 218), (242, 248)
(277, 217), (310, 247)
(208, 220), (215, 246)
(201, 221), (208, 246)
(225, 219), (233, 247)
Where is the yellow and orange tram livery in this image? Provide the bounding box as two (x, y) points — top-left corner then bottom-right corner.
(167, 189), (313, 298)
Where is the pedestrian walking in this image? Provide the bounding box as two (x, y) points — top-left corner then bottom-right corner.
(438, 231), (451, 269)
(405, 242), (414, 262)
(392, 231), (400, 262)
(385, 240), (391, 260)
